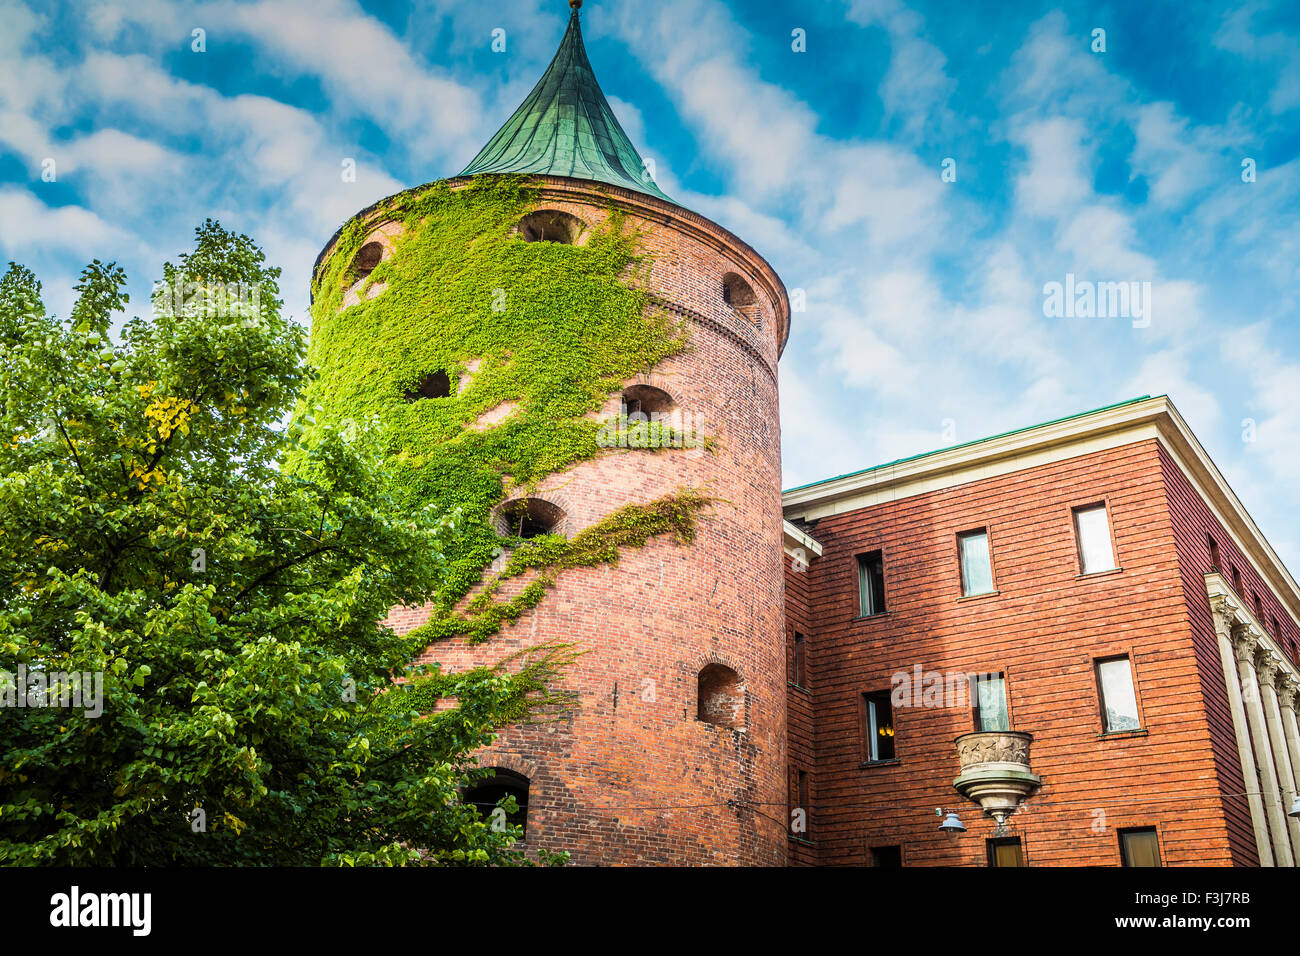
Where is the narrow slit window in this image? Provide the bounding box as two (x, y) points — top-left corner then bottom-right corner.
(792, 631), (807, 687)
(1074, 504), (1117, 574)
(797, 770), (812, 837)
(857, 551), (886, 616)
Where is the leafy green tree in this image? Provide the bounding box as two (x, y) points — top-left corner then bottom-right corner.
(0, 221), (567, 865)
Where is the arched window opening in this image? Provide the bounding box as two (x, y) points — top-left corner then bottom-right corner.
(464, 768), (529, 836)
(516, 209), (585, 244)
(722, 272), (756, 308)
(621, 384), (674, 417)
(697, 663), (744, 729)
(497, 497), (565, 539)
(350, 241), (384, 282)
(404, 370), (451, 402)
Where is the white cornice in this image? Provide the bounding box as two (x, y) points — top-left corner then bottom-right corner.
(783, 520), (823, 560)
(782, 396), (1300, 633)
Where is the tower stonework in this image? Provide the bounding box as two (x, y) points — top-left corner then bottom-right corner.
(309, 8), (790, 865)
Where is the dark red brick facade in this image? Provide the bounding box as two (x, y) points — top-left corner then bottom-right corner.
(782, 422), (1300, 867)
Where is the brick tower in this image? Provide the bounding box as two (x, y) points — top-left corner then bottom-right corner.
(309, 0), (791, 865)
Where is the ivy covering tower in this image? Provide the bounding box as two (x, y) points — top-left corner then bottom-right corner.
(306, 0), (792, 865)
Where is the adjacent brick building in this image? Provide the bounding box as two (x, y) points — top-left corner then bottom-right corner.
(782, 395), (1300, 866)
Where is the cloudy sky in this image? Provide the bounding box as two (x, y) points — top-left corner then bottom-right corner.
(3, 0), (1299, 566)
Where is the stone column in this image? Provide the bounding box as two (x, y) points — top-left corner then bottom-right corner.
(1257, 652), (1300, 860)
(1277, 677), (1300, 814)
(1211, 599), (1274, 866)
(1234, 626), (1294, 866)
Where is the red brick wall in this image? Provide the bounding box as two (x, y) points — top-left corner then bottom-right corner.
(1157, 444), (1299, 865)
(339, 176), (791, 865)
(784, 551), (817, 865)
(784, 439), (1238, 865)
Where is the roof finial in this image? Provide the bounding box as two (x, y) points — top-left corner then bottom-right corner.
(569, 0), (582, 9)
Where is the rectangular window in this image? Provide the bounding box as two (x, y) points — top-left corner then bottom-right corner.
(1074, 504), (1117, 574)
(1207, 534), (1221, 571)
(857, 551), (886, 616)
(958, 529), (995, 596)
(870, 845), (903, 867)
(1119, 827), (1161, 867)
(797, 771), (812, 838)
(863, 691), (896, 762)
(972, 672), (1010, 732)
(1097, 656), (1141, 732)
(986, 837), (1026, 867)
(792, 631), (807, 687)
(1232, 566), (1243, 595)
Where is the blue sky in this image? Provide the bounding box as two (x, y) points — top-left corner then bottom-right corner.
(3, 0), (1300, 567)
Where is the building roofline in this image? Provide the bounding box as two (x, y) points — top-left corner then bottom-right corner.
(782, 394), (1300, 633)
(782, 395), (1153, 495)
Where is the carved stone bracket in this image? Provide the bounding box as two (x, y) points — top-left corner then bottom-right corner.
(952, 731), (1042, 826)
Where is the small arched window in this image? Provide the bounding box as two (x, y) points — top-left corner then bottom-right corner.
(621, 384), (674, 417)
(464, 768), (529, 836)
(722, 272), (760, 325)
(697, 663), (744, 729)
(497, 497), (565, 539)
(349, 241), (384, 282)
(516, 209), (585, 244)
(404, 370), (451, 401)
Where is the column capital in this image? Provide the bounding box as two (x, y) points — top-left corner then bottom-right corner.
(1278, 677), (1299, 711)
(1210, 595), (1240, 635)
(1232, 626), (1260, 666)
(1255, 651), (1283, 686)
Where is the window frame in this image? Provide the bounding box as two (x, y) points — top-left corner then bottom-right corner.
(1071, 499), (1120, 576)
(791, 630), (808, 690)
(971, 670), (1012, 732)
(855, 550), (888, 618)
(956, 526), (998, 598)
(1118, 826), (1163, 867)
(796, 769), (813, 840)
(860, 689), (897, 764)
(869, 844), (904, 867)
(986, 835), (1027, 867)
(1092, 652), (1145, 735)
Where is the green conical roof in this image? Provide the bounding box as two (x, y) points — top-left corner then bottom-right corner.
(458, 5), (672, 202)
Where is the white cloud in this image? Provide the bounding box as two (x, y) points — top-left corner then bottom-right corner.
(0, 188), (126, 256)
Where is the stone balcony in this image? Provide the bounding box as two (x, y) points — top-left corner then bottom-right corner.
(952, 731), (1042, 826)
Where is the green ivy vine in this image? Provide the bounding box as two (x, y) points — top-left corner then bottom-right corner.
(298, 175), (710, 643)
